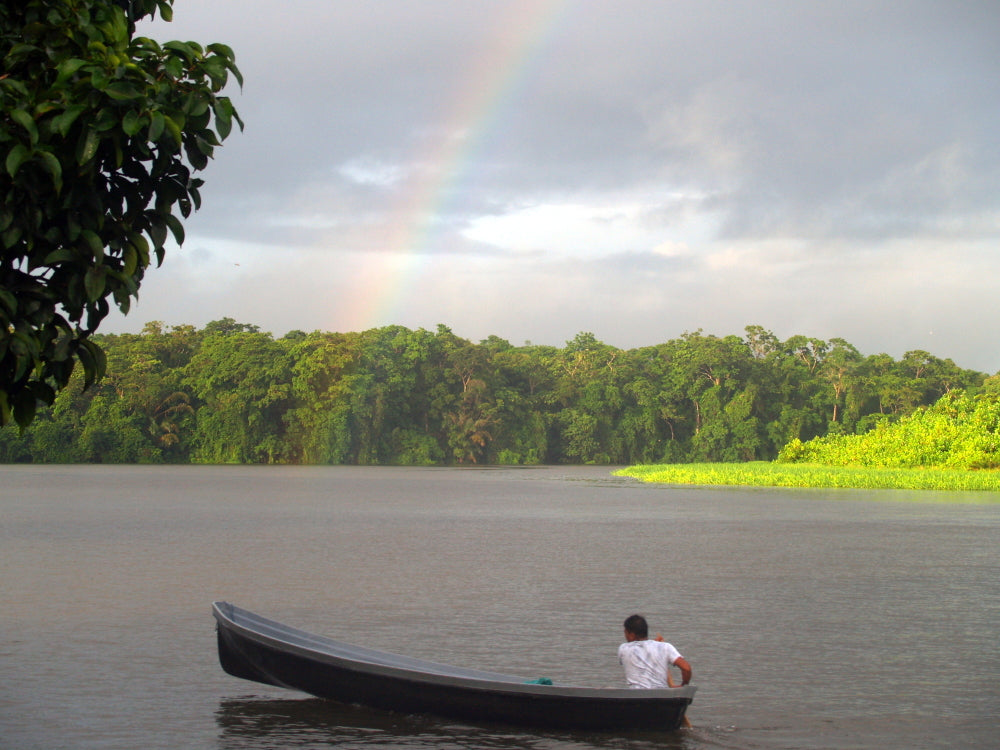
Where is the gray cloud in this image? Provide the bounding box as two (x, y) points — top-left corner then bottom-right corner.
(113, 0), (1000, 372)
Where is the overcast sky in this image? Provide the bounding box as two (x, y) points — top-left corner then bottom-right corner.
(114, 1), (1000, 372)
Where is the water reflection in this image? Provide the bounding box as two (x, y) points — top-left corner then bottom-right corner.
(214, 696), (700, 750)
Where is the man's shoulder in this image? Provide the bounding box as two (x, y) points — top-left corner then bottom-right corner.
(625, 639), (679, 656)
(619, 639), (653, 655)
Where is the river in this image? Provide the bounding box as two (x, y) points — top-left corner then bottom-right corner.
(2, 465), (998, 749)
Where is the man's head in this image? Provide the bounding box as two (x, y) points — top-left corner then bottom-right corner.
(623, 614), (648, 640)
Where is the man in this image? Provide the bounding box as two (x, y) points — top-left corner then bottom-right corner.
(618, 614), (692, 689)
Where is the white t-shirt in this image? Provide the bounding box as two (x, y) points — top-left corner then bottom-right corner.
(618, 639), (682, 688)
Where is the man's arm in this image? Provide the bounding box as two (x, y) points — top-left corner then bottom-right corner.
(673, 656), (692, 685)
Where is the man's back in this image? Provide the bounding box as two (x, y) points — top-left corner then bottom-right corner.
(618, 638), (681, 688)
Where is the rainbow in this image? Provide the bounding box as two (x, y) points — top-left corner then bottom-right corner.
(336, 0), (571, 333)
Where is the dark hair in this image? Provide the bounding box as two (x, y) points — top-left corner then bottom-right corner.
(623, 614), (648, 638)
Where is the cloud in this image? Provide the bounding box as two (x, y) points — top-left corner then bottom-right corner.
(337, 158), (410, 188)
(110, 1), (1000, 372)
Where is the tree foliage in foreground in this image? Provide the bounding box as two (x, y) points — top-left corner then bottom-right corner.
(778, 390), (1000, 470)
(0, 0), (242, 427)
(0, 320), (988, 466)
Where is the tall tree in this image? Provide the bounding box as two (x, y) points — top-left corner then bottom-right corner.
(284, 331), (362, 464)
(0, 0), (242, 427)
(488, 342), (554, 464)
(184, 328), (292, 463)
(820, 338), (863, 428)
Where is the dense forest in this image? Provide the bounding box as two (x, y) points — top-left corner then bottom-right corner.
(0, 319), (990, 465)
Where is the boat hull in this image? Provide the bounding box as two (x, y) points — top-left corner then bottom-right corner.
(213, 602), (695, 732)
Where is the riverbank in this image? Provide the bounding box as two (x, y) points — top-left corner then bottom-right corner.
(615, 462), (1000, 493)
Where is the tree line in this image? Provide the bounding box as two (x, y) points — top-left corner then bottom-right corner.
(0, 319), (989, 465)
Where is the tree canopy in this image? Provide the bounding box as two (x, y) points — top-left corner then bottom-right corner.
(0, 0), (242, 427)
(0, 320), (987, 466)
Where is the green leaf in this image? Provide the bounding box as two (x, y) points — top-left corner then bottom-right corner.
(221, 56), (244, 89)
(198, 129), (221, 149)
(37, 150), (63, 192)
(53, 332), (73, 362)
(212, 98), (233, 139)
(163, 56), (184, 79)
(86, 296), (110, 332)
(78, 339), (107, 390)
(157, 1), (174, 22)
(122, 235), (149, 276)
(0, 77), (29, 97)
(147, 218), (168, 249)
(162, 115), (183, 148)
(113, 288), (132, 314)
(207, 43), (236, 60)
(189, 183), (202, 211)
(122, 110), (144, 136)
(2, 225), (22, 247)
(148, 110), (165, 140)
(123, 243), (138, 276)
(0, 289), (16, 317)
(10, 109), (38, 144)
(84, 266), (107, 302)
(184, 138), (209, 170)
(105, 81), (143, 101)
(77, 128), (99, 164)
(81, 230), (104, 261)
(89, 67), (110, 90)
(55, 58), (89, 83)
(200, 56), (229, 90)
(131, 233), (150, 267)
(164, 40), (196, 62)
(12, 390), (37, 430)
(52, 105), (87, 137)
(24, 381), (55, 410)
(183, 90), (210, 118)
(42, 248), (76, 265)
(6, 43), (38, 60)
(5, 144), (30, 177)
(76, 341), (96, 387)
(164, 213), (185, 245)
(94, 107), (119, 132)
(9, 331), (39, 381)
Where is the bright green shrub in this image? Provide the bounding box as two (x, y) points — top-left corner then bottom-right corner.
(776, 391), (1000, 470)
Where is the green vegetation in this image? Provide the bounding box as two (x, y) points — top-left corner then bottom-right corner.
(1, 1), (242, 427)
(0, 320), (990, 467)
(777, 390), (1000, 469)
(615, 462), (1000, 493)
(618, 391), (1000, 493)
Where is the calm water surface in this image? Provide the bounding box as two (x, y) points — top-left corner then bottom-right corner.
(2, 465), (998, 749)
